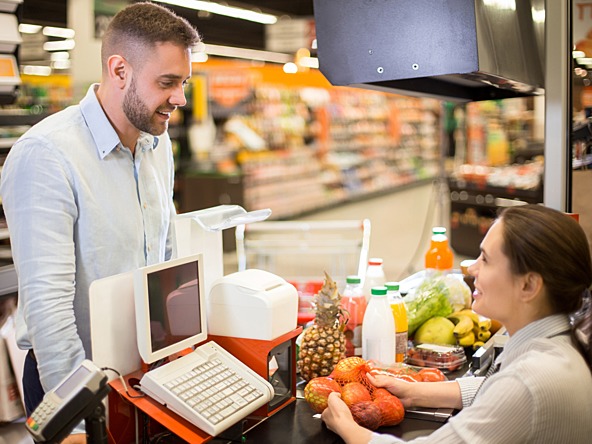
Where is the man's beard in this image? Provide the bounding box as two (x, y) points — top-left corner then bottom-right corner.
(122, 76), (168, 136)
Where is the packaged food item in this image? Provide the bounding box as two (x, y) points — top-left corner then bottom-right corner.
(363, 258), (386, 303)
(424, 227), (454, 272)
(386, 282), (408, 362)
(362, 287), (395, 366)
(342, 275), (366, 356)
(406, 343), (466, 372)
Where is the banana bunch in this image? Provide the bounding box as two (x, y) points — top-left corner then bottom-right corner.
(447, 309), (492, 348)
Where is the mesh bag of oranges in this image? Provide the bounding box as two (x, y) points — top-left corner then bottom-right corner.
(303, 357), (447, 430)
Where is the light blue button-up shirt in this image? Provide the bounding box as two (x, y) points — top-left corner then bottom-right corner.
(0, 84), (176, 396)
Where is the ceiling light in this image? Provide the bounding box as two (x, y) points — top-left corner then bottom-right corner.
(192, 52), (208, 63)
(204, 43), (291, 64)
(50, 51), (70, 61)
(158, 0), (277, 24)
(43, 39), (76, 51)
(43, 26), (75, 39)
(18, 23), (42, 34)
(577, 57), (592, 66)
(51, 60), (71, 70)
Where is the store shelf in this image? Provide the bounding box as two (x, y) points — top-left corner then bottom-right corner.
(573, 153), (592, 170)
(0, 112), (47, 126)
(0, 136), (17, 148)
(0, 264), (16, 297)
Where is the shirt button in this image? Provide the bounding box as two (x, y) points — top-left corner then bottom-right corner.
(143, 203), (147, 209)
(116, 147), (121, 151)
(147, 245), (152, 252)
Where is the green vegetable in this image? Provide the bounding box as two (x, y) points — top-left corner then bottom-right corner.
(405, 277), (454, 336)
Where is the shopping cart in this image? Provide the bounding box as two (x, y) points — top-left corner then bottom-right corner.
(235, 219), (371, 324)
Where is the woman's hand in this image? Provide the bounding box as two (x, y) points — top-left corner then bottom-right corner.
(367, 372), (416, 408)
(321, 392), (373, 444)
(368, 371), (463, 410)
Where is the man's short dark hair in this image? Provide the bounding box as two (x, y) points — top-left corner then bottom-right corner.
(101, 2), (201, 68)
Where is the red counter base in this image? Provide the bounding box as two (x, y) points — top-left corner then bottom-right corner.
(107, 327), (302, 443)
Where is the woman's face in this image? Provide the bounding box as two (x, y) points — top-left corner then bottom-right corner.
(469, 219), (523, 330)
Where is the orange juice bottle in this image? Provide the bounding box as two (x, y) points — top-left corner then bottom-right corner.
(425, 227), (454, 271)
(386, 282), (408, 363)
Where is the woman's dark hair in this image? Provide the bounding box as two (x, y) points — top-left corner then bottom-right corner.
(101, 2), (201, 69)
(499, 204), (592, 365)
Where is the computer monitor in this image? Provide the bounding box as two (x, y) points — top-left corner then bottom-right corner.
(133, 254), (207, 364)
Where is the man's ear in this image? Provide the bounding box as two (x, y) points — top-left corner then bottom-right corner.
(107, 55), (129, 88)
(520, 272), (544, 303)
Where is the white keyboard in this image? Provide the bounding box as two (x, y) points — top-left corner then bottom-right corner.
(139, 341), (274, 436)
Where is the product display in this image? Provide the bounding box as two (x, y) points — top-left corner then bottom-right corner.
(413, 316), (457, 346)
(424, 227), (454, 271)
(362, 287), (395, 365)
(297, 273), (347, 381)
(386, 282), (408, 363)
(303, 356), (406, 430)
(362, 258), (386, 303)
(341, 275), (366, 357)
(406, 343), (467, 373)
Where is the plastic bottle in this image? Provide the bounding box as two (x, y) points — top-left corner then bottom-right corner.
(424, 227), (454, 272)
(386, 282), (408, 363)
(341, 275), (367, 357)
(362, 287), (395, 366)
(363, 258), (386, 303)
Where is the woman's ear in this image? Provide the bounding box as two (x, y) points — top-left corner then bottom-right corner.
(107, 55), (129, 89)
(520, 272), (544, 303)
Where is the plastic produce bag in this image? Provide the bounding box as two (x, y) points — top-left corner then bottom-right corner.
(405, 277), (454, 336)
(440, 274), (472, 311)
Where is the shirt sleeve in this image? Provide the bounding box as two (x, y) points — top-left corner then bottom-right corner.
(0, 138), (86, 394)
(369, 373), (532, 444)
(456, 375), (484, 408)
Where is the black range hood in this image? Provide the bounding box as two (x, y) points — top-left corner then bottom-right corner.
(312, 0), (545, 102)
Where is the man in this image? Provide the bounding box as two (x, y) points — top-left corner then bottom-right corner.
(0, 3), (200, 441)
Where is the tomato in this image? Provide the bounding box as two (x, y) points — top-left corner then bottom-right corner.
(418, 368), (446, 382)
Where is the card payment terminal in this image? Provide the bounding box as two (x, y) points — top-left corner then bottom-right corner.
(25, 359), (110, 443)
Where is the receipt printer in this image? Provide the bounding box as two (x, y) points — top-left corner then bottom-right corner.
(207, 269), (298, 340)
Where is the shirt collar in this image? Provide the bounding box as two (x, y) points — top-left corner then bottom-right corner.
(80, 84), (160, 159)
(80, 84), (121, 160)
(498, 314), (571, 368)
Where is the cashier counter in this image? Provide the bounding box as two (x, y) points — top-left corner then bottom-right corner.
(98, 267), (506, 444)
(89, 206), (502, 442)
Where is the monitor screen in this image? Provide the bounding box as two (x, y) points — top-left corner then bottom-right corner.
(134, 254), (207, 364)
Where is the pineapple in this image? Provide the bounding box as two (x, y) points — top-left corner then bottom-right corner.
(298, 272), (347, 381)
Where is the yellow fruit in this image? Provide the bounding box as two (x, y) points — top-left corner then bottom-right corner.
(478, 317), (492, 331)
(297, 273), (347, 381)
(472, 340), (485, 350)
(477, 330), (491, 342)
(457, 331), (476, 347)
(448, 314), (474, 337)
(414, 316), (456, 345)
(456, 309), (480, 325)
